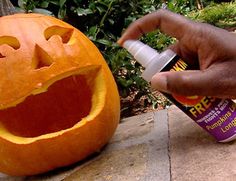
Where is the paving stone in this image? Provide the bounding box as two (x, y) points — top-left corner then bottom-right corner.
(65, 110), (170, 181)
(169, 105), (236, 181)
(65, 144), (149, 181)
(0, 110), (170, 181)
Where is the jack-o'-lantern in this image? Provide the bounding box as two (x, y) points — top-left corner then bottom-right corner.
(0, 0), (120, 176)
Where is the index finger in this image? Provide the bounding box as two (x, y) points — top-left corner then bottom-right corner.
(118, 9), (193, 46)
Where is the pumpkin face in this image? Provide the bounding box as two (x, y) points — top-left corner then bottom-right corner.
(0, 13), (120, 176)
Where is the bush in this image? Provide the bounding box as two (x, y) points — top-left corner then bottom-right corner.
(16, 0), (172, 116)
(14, 0), (235, 117)
(188, 1), (236, 29)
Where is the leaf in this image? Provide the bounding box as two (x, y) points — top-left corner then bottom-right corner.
(88, 26), (98, 36)
(18, 0), (25, 9)
(96, 39), (112, 46)
(33, 8), (54, 16)
(76, 8), (93, 16)
(40, 1), (49, 8)
(15, 7), (25, 13)
(117, 77), (133, 88)
(48, 0), (60, 6)
(96, 6), (106, 14)
(108, 18), (114, 25)
(58, 8), (67, 19)
(59, 0), (67, 7)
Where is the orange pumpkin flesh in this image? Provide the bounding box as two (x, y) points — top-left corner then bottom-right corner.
(0, 14), (120, 176)
(0, 68), (95, 137)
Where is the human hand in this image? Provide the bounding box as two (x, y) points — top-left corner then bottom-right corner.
(118, 9), (236, 99)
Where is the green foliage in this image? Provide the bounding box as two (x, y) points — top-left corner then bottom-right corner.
(189, 1), (236, 28)
(141, 30), (176, 51)
(18, 0), (48, 12)
(167, 0), (196, 14)
(16, 0), (236, 116)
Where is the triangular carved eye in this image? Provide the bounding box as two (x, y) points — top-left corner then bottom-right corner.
(0, 36), (20, 50)
(32, 44), (54, 69)
(44, 26), (74, 44)
(0, 36), (20, 58)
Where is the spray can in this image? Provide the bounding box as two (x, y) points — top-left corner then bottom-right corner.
(123, 40), (236, 142)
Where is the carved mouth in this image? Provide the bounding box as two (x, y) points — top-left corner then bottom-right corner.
(0, 66), (104, 138)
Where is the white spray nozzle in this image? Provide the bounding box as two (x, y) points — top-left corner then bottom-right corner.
(123, 40), (176, 82)
(123, 40), (160, 68)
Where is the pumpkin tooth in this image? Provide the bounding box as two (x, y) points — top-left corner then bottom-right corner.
(44, 25), (74, 44)
(0, 36), (20, 49)
(36, 82), (43, 88)
(32, 44), (54, 69)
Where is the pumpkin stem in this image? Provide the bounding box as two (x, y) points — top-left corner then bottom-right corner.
(0, 0), (17, 17)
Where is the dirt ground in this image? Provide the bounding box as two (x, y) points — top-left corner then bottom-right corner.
(120, 91), (171, 118)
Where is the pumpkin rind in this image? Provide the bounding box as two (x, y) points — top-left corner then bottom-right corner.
(0, 13), (120, 176)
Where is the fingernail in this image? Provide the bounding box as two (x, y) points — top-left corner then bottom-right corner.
(151, 74), (170, 94)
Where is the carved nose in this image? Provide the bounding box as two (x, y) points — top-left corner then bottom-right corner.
(0, 52), (5, 58)
(32, 44), (54, 69)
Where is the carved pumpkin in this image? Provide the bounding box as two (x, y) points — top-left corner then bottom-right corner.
(0, 13), (120, 176)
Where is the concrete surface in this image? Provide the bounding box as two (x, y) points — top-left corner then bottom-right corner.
(169, 106), (236, 181)
(0, 106), (235, 181)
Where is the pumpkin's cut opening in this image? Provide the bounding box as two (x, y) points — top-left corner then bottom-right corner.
(0, 68), (100, 138)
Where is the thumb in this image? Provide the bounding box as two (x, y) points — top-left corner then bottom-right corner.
(151, 69), (223, 97)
